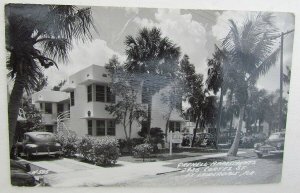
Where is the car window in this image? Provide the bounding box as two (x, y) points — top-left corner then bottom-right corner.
(34, 134), (56, 142)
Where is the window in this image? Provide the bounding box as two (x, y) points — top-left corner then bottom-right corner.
(87, 85), (93, 102)
(70, 91), (75, 106)
(107, 120), (116, 136)
(45, 103), (52, 114)
(96, 120), (105, 136)
(169, 121), (181, 132)
(96, 85), (105, 102)
(57, 103), (64, 114)
(106, 87), (115, 103)
(39, 103), (43, 111)
(87, 120), (93, 135)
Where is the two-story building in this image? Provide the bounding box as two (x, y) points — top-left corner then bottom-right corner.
(33, 64), (185, 139)
(31, 90), (70, 133)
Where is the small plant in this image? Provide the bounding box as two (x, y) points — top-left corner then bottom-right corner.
(138, 127), (165, 152)
(118, 138), (144, 155)
(133, 143), (153, 162)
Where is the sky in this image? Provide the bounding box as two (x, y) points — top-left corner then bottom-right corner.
(43, 6), (295, 94)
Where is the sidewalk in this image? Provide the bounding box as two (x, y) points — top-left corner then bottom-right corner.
(31, 151), (246, 187)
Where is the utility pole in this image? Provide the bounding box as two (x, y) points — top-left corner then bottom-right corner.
(278, 30), (294, 131)
(279, 32), (284, 131)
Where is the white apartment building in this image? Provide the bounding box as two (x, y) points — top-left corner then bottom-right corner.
(31, 90), (70, 132)
(32, 65), (185, 139)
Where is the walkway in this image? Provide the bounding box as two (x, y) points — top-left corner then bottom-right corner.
(26, 151), (246, 187)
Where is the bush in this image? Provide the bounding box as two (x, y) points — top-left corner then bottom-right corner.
(78, 136), (119, 166)
(133, 143), (153, 162)
(55, 134), (78, 157)
(77, 136), (95, 162)
(138, 127), (165, 152)
(118, 138), (144, 155)
(93, 137), (119, 166)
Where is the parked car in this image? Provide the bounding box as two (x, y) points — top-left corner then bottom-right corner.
(10, 159), (38, 186)
(15, 132), (63, 159)
(254, 132), (285, 158)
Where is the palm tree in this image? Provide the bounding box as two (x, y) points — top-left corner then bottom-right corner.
(223, 13), (280, 156)
(206, 45), (232, 147)
(124, 27), (181, 135)
(6, 4), (95, 150)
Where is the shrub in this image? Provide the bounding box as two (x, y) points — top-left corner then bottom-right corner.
(118, 138), (144, 155)
(93, 137), (119, 166)
(77, 136), (95, 162)
(55, 134), (79, 157)
(138, 127), (165, 152)
(77, 136), (119, 166)
(133, 143), (153, 162)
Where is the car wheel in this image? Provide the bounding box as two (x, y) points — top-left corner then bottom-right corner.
(54, 154), (61, 159)
(257, 153), (263, 158)
(14, 148), (20, 158)
(26, 151), (32, 160)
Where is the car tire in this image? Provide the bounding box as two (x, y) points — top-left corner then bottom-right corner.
(26, 151), (32, 160)
(13, 148), (20, 158)
(54, 154), (61, 159)
(257, 153), (263, 158)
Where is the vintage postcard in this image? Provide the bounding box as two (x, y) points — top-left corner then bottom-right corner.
(3, 2), (296, 188)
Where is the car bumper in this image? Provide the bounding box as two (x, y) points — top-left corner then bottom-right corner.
(254, 149), (284, 155)
(30, 151), (63, 156)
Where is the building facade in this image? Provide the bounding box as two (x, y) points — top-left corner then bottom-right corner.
(31, 90), (70, 132)
(42, 64), (186, 139)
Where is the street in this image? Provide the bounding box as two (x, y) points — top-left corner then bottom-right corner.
(21, 149), (283, 187)
(118, 150), (283, 186)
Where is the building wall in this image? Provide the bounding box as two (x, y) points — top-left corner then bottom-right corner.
(66, 65), (185, 139)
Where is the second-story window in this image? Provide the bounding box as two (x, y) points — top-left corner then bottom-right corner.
(70, 91), (75, 106)
(87, 85), (92, 102)
(57, 103), (64, 114)
(106, 87), (115, 103)
(45, 103), (52, 114)
(96, 85), (105, 102)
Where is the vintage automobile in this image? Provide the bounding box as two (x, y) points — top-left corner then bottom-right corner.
(15, 132), (63, 159)
(254, 132), (285, 158)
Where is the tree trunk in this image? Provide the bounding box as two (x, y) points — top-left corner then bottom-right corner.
(164, 109), (172, 142)
(8, 73), (25, 151)
(227, 105), (245, 156)
(191, 114), (200, 147)
(123, 111), (128, 140)
(228, 113), (234, 143)
(129, 110), (133, 139)
(147, 96), (153, 136)
(216, 87), (224, 149)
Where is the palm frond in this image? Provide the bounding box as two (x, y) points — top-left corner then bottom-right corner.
(247, 47), (280, 84)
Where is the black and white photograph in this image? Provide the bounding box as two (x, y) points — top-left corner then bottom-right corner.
(2, 1), (297, 189)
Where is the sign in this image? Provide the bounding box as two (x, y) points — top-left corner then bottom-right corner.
(167, 131), (183, 144)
